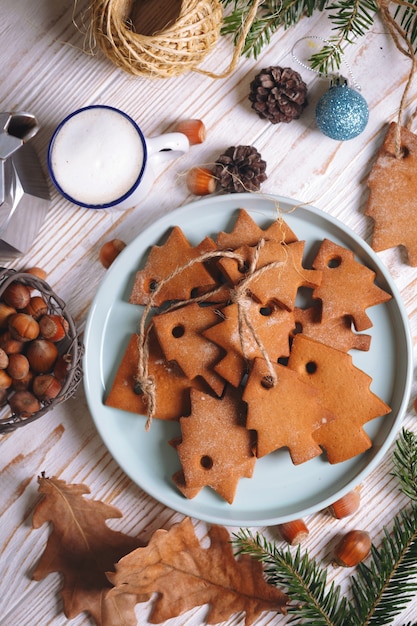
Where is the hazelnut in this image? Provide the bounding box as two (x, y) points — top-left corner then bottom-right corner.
(2, 282), (31, 309)
(8, 313), (40, 342)
(0, 331), (24, 355)
(7, 353), (30, 380)
(33, 374), (62, 402)
(26, 339), (59, 373)
(39, 314), (69, 342)
(186, 167), (216, 195)
(23, 295), (48, 320)
(172, 119), (206, 144)
(0, 347), (9, 369)
(0, 302), (16, 328)
(333, 530), (371, 567)
(9, 390), (41, 416)
(0, 369), (12, 389)
(24, 267), (47, 282)
(276, 519), (309, 545)
(99, 239), (126, 269)
(328, 487), (361, 519)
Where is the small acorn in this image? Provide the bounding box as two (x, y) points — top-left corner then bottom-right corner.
(333, 530), (371, 567)
(277, 519), (309, 545)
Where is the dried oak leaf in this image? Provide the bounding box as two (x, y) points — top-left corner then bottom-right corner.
(32, 475), (144, 625)
(107, 517), (288, 624)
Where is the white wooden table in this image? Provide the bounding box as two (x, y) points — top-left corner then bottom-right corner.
(1, 2), (417, 625)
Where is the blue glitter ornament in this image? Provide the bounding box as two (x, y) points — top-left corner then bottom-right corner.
(315, 76), (369, 141)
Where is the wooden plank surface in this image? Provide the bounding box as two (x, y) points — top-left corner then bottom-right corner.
(1, 2), (417, 625)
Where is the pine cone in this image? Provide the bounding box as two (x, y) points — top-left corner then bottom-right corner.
(249, 66), (308, 124)
(214, 146), (267, 193)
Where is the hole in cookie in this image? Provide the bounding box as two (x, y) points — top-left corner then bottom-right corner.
(133, 381), (143, 395)
(172, 324), (185, 338)
(259, 306), (272, 316)
(238, 261), (249, 273)
(200, 455), (213, 470)
(261, 375), (274, 389)
(327, 256), (342, 268)
(306, 361), (317, 374)
(400, 145), (410, 158)
(148, 279), (158, 292)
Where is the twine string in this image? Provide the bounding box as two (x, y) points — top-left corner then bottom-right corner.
(135, 242), (287, 429)
(378, 0), (417, 156)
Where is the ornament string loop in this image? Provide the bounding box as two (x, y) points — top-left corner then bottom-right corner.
(291, 35), (362, 91)
(291, 35), (368, 141)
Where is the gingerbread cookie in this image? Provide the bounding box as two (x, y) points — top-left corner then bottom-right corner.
(152, 302), (226, 396)
(366, 122), (417, 265)
(172, 386), (256, 503)
(216, 208), (297, 250)
(203, 300), (294, 387)
(292, 305), (371, 352)
(287, 334), (391, 463)
(311, 238), (391, 331)
(105, 329), (206, 420)
(129, 226), (218, 306)
(218, 239), (322, 310)
(243, 358), (336, 464)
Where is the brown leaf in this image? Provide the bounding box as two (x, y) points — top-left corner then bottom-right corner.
(107, 517), (288, 625)
(32, 476), (144, 625)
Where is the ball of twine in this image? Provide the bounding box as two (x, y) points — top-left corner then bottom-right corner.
(89, 0), (224, 79)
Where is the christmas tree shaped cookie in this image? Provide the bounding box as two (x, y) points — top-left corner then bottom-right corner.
(287, 334), (391, 463)
(129, 226), (218, 306)
(216, 208), (297, 249)
(218, 239), (322, 310)
(311, 238), (391, 331)
(292, 305), (371, 352)
(243, 358), (336, 464)
(172, 386), (256, 503)
(105, 329), (206, 420)
(366, 121), (417, 265)
(203, 300), (294, 387)
(152, 302), (226, 397)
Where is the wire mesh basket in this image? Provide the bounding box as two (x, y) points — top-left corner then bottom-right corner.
(0, 268), (83, 434)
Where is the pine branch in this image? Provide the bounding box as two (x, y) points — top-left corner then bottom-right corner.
(392, 428), (417, 502)
(232, 528), (348, 625)
(220, 0), (417, 75)
(233, 429), (417, 625)
(347, 506), (417, 625)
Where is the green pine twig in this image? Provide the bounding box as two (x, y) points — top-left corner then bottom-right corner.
(220, 0), (417, 75)
(232, 428), (417, 625)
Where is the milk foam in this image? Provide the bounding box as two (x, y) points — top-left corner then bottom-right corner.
(50, 108), (145, 206)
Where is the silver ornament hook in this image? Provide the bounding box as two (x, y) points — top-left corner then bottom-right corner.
(291, 35), (362, 92)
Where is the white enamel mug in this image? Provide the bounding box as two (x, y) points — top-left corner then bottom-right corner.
(47, 105), (190, 210)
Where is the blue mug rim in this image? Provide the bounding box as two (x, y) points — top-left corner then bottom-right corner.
(47, 105), (148, 209)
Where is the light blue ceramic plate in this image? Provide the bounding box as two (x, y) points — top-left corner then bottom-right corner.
(83, 194), (412, 526)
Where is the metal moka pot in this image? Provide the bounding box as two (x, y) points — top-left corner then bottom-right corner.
(0, 112), (50, 257)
